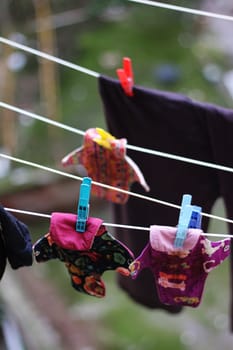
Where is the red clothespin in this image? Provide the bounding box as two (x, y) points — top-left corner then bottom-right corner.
(116, 57), (134, 97)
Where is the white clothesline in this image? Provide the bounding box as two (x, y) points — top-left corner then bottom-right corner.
(0, 102), (85, 136)
(1, 101), (233, 175)
(128, 0), (233, 22)
(5, 207), (233, 239)
(0, 152), (233, 225)
(0, 37), (99, 78)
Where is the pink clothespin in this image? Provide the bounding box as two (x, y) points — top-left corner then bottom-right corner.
(116, 57), (134, 97)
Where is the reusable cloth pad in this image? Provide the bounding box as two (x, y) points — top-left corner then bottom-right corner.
(33, 213), (134, 297)
(61, 127), (149, 204)
(130, 225), (231, 307)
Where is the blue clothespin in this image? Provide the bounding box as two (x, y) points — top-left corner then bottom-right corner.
(76, 177), (92, 233)
(189, 205), (202, 229)
(174, 194), (193, 248)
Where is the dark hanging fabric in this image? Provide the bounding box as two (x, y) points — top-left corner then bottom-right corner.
(0, 205), (33, 269)
(98, 75), (233, 325)
(0, 229), (7, 280)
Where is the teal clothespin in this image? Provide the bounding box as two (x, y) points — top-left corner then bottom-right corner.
(174, 194), (193, 248)
(76, 177), (92, 233)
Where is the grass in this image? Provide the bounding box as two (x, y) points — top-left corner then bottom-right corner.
(97, 274), (187, 350)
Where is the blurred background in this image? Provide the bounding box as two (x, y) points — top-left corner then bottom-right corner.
(0, 0), (233, 349)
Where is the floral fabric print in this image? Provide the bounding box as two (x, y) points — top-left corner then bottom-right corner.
(33, 225), (134, 298)
(61, 128), (149, 204)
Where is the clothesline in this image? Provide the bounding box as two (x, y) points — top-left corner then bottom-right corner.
(128, 0), (233, 22)
(0, 102), (85, 136)
(0, 152), (179, 209)
(5, 207), (233, 239)
(0, 37), (99, 78)
(1, 37), (233, 173)
(0, 152), (233, 225)
(1, 101), (233, 175)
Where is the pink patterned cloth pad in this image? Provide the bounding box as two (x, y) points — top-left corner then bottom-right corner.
(130, 225), (230, 307)
(61, 128), (149, 204)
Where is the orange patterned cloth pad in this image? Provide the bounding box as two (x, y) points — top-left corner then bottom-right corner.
(61, 128), (149, 204)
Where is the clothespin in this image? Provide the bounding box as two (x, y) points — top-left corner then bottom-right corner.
(93, 128), (116, 150)
(174, 194), (193, 248)
(189, 205), (202, 229)
(116, 57), (134, 97)
(76, 177), (92, 233)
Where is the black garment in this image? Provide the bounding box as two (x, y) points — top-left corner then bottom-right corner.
(0, 230), (6, 280)
(0, 205), (33, 269)
(98, 75), (233, 323)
